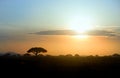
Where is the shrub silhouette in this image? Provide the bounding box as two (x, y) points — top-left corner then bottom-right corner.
(27, 47), (47, 56)
(112, 53), (120, 57)
(74, 54), (79, 57)
(23, 53), (31, 56)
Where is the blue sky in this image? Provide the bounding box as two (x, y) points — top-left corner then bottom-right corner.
(0, 0), (120, 31)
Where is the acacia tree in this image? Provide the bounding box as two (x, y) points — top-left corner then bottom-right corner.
(27, 47), (47, 56)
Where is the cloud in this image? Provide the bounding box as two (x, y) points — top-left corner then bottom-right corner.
(0, 34), (12, 41)
(32, 30), (77, 35)
(0, 33), (28, 42)
(32, 29), (118, 37)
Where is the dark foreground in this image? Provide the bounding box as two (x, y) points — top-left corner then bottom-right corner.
(0, 55), (120, 77)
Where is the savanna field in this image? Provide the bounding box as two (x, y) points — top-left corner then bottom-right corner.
(1, 53), (120, 77)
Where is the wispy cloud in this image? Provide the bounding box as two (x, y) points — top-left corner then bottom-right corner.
(87, 30), (117, 37)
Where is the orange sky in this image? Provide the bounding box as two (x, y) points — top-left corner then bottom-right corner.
(0, 35), (119, 56)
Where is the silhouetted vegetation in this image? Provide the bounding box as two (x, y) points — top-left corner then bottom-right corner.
(0, 53), (120, 77)
(27, 47), (47, 56)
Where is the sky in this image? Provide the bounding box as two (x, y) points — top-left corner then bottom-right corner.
(0, 0), (120, 56)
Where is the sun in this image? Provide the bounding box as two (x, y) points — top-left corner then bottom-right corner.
(68, 17), (95, 39)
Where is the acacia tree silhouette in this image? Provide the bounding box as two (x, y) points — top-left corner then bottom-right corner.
(27, 47), (47, 56)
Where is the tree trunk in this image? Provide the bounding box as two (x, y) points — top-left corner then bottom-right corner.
(35, 52), (38, 56)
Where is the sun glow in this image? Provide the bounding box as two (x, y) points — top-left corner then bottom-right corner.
(69, 17), (95, 33)
(72, 24), (93, 33)
(73, 35), (89, 39)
